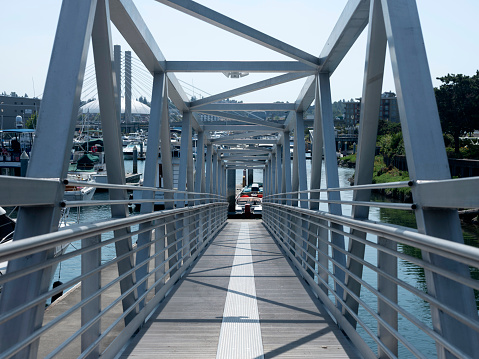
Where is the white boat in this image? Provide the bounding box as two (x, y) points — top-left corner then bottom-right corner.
(123, 141), (146, 160)
(64, 174), (96, 201)
(235, 183), (263, 214)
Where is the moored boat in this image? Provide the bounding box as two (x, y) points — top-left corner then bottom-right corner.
(235, 183), (263, 214)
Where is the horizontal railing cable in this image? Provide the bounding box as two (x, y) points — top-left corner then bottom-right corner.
(263, 206), (473, 359)
(1, 202), (227, 359)
(263, 202), (478, 358)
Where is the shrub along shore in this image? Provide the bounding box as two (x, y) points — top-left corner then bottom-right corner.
(339, 154), (479, 224)
(339, 154), (412, 202)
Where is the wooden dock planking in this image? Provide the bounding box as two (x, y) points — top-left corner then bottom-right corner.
(122, 220), (361, 358)
(249, 221), (360, 358)
(120, 224), (237, 358)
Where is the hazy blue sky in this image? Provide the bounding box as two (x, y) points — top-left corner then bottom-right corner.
(1, 0), (478, 104)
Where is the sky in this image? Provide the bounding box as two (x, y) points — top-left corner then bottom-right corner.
(1, 0), (478, 105)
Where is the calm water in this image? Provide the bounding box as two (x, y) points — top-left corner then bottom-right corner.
(50, 160), (475, 357)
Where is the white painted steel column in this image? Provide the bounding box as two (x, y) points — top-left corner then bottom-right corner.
(136, 72), (167, 306)
(93, 0), (138, 325)
(178, 111), (192, 206)
(219, 158), (223, 197)
(275, 144), (282, 198)
(263, 162), (268, 198)
(282, 131), (291, 204)
(195, 131), (205, 245)
(292, 114), (300, 206)
(212, 151), (218, 194)
(295, 111), (311, 273)
(344, 0), (388, 328)
(270, 152), (276, 198)
(206, 144), (213, 194)
(222, 162), (227, 198)
(220, 158), (224, 197)
(309, 75), (327, 291)
(0, 2), (97, 355)
(157, 81), (176, 277)
(227, 169), (236, 213)
(295, 113), (308, 208)
(317, 73), (346, 307)
(382, 0), (479, 355)
(176, 111), (192, 265)
(195, 131), (205, 203)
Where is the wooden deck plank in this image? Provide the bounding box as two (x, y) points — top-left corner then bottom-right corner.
(121, 220), (361, 358)
(248, 221), (360, 358)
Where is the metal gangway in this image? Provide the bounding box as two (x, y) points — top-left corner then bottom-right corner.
(1, 0), (479, 358)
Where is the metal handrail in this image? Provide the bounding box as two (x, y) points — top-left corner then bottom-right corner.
(0, 188), (228, 358)
(262, 201), (479, 358)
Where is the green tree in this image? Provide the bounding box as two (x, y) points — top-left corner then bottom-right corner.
(434, 71), (479, 154)
(26, 113), (37, 129)
(377, 118), (401, 136)
(377, 132), (404, 159)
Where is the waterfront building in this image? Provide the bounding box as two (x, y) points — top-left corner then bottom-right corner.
(344, 91), (401, 125)
(0, 95), (41, 129)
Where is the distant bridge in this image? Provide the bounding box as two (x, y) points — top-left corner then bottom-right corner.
(0, 0), (478, 358)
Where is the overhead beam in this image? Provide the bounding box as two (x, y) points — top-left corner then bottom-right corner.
(222, 155), (268, 160)
(190, 72), (312, 109)
(166, 61), (315, 73)
(210, 130), (276, 143)
(224, 162), (267, 166)
(212, 139), (277, 145)
(226, 165), (264, 170)
(292, 0), (370, 114)
(217, 149), (272, 154)
(194, 102), (295, 112)
(155, 0), (320, 66)
(319, 0), (370, 73)
(198, 111), (284, 129)
(294, 76), (316, 113)
(203, 125), (278, 132)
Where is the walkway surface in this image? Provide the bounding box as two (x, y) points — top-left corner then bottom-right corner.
(121, 219), (360, 358)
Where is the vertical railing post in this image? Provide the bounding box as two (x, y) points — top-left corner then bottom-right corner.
(81, 234), (101, 359)
(377, 237), (398, 357)
(155, 218), (166, 295)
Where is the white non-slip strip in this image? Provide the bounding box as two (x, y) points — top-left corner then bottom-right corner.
(216, 223), (264, 359)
